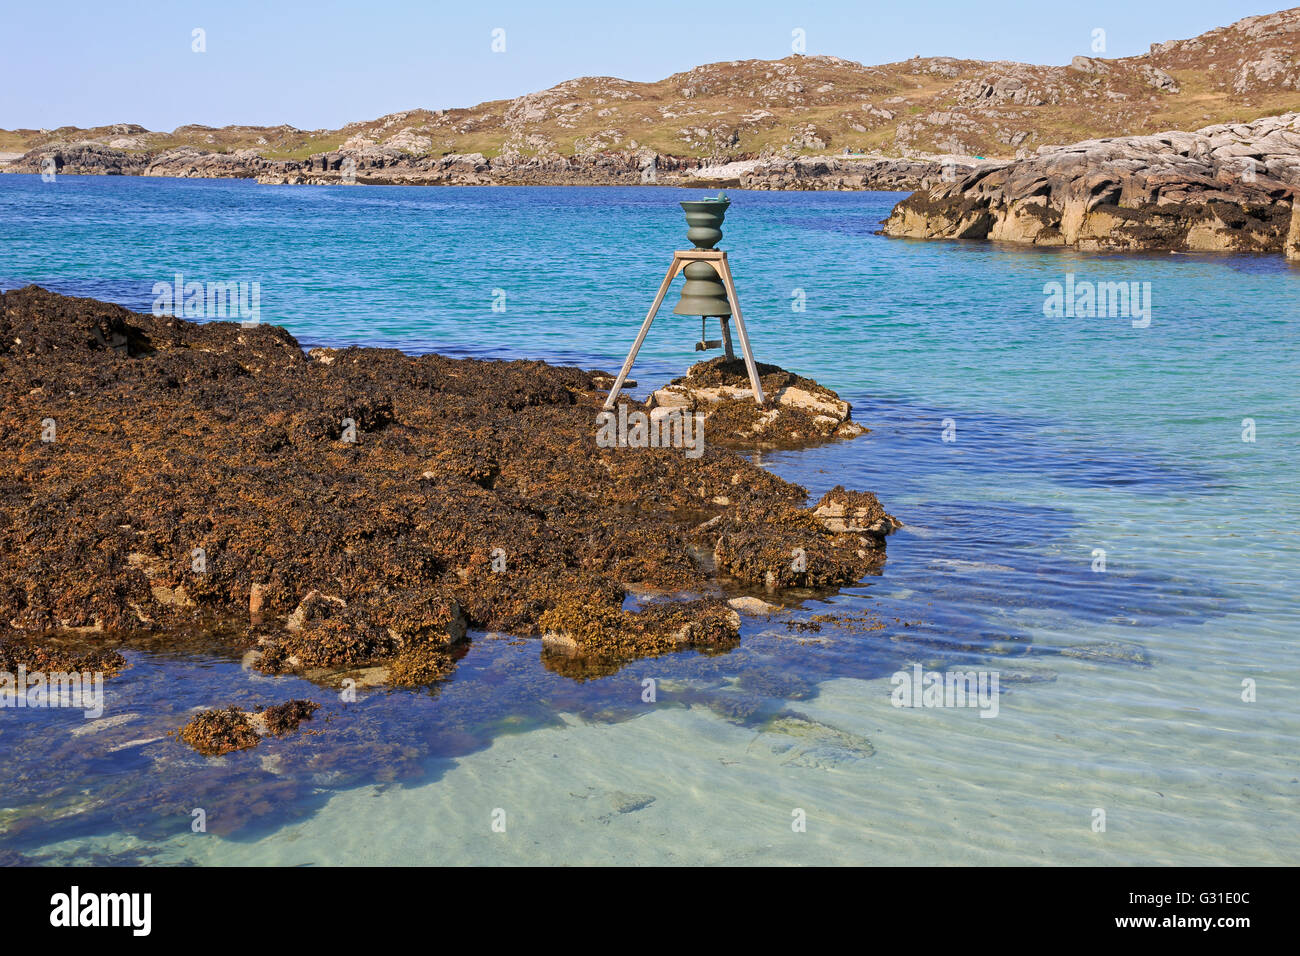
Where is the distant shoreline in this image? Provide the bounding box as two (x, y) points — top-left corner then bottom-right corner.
(0, 148), (963, 194)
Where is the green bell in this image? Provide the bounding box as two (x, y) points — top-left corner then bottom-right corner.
(673, 260), (732, 318)
(673, 196), (732, 319)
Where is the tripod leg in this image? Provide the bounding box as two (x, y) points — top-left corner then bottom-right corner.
(717, 257), (765, 406)
(719, 316), (735, 361)
(603, 257), (683, 411)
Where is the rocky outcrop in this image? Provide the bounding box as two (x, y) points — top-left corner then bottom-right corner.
(882, 113), (1300, 255)
(17, 142), (152, 176)
(0, 287), (897, 684)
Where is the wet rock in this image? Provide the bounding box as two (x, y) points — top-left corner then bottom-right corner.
(540, 598), (740, 661)
(727, 595), (778, 615)
(150, 583), (194, 609)
(257, 699), (320, 735)
(0, 639), (126, 677)
(813, 486), (903, 537)
(709, 496), (897, 591)
(179, 699), (320, 756)
(249, 583), (269, 625)
(385, 644), (457, 687)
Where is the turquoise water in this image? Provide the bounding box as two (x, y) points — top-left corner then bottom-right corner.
(2, 174), (1298, 864)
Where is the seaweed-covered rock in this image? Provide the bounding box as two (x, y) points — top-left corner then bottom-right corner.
(178, 699), (320, 756)
(0, 287), (897, 690)
(708, 500), (891, 590)
(651, 357), (867, 448)
(0, 639), (126, 677)
(178, 707), (261, 756)
(540, 598), (740, 659)
(257, 699), (320, 735)
(813, 486), (903, 537)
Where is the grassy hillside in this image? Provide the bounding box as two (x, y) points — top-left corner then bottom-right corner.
(4, 8), (1299, 165)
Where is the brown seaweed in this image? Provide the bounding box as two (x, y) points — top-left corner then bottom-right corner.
(0, 286), (898, 691)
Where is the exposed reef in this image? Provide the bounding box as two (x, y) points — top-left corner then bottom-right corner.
(0, 287), (897, 692)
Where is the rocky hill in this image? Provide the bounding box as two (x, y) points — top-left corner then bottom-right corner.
(3, 8), (1300, 189)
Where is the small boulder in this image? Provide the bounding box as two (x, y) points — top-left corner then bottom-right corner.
(813, 486), (903, 536)
(728, 595), (779, 615)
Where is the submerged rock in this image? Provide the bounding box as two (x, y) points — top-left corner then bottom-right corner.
(1059, 640), (1152, 666)
(748, 711), (876, 768)
(256, 699), (321, 736)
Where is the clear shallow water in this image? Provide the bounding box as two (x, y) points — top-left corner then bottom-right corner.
(2, 175), (1298, 865)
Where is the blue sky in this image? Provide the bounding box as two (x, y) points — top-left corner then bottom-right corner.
(0, 1), (1283, 130)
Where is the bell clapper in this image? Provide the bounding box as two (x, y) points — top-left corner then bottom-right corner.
(696, 316), (723, 352)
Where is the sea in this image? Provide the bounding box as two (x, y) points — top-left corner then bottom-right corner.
(1, 174), (1297, 865)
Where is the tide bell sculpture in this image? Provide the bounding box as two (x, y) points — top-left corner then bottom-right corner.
(602, 195), (766, 410)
